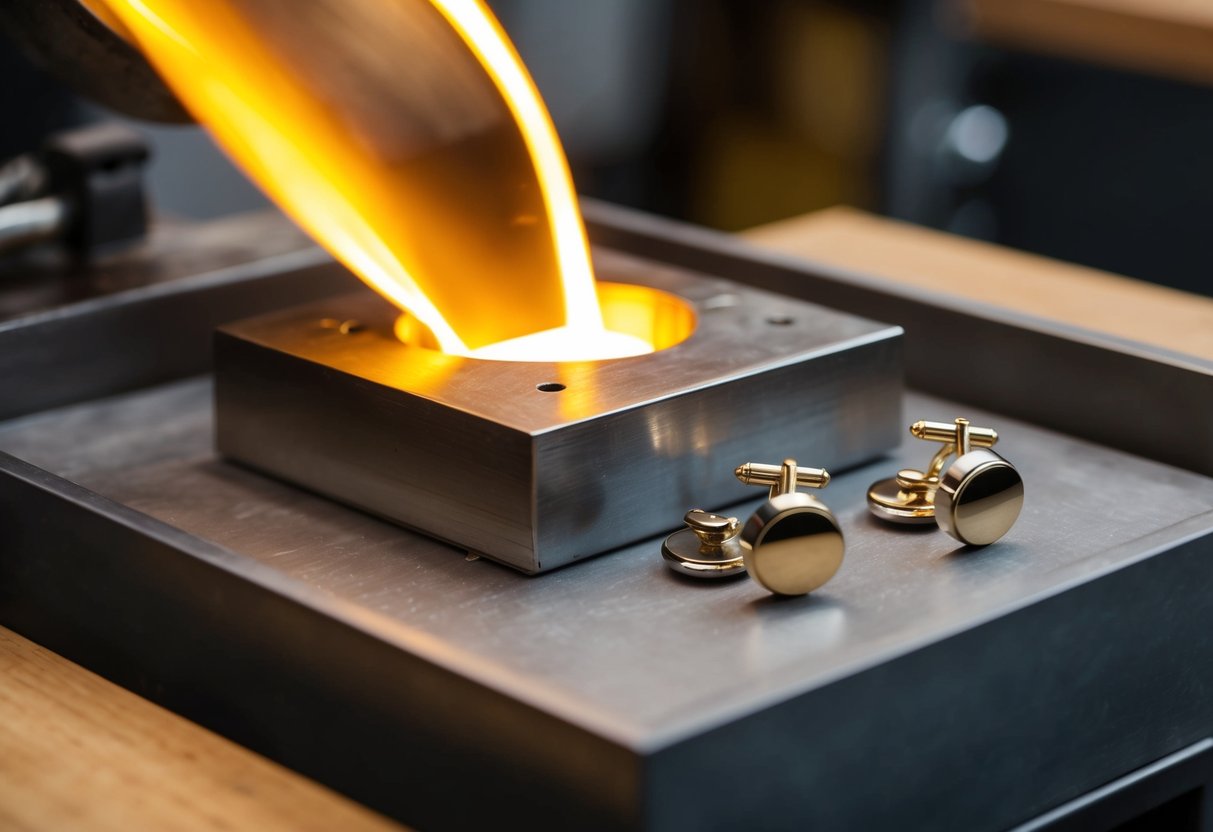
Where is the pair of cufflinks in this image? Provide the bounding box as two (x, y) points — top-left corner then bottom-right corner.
(661, 418), (1025, 596)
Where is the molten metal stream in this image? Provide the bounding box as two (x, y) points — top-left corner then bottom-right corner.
(90, 0), (656, 361)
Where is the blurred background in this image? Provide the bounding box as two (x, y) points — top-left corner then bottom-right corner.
(4, 0), (1211, 297)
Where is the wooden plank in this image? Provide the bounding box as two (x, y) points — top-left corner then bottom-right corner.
(744, 206), (1213, 361)
(0, 626), (403, 832)
(957, 0), (1213, 87)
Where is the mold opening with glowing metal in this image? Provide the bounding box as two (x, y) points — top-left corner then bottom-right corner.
(214, 252), (904, 575)
(394, 282), (697, 362)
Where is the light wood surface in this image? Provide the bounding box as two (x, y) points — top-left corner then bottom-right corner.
(0, 626), (403, 832)
(957, 0), (1213, 87)
(745, 206), (1213, 362)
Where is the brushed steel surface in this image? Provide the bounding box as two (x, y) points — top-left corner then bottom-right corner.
(1011, 739), (1213, 832)
(3, 378), (1211, 748)
(214, 250), (903, 573)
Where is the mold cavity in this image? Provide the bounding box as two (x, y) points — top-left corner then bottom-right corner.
(396, 282), (697, 362)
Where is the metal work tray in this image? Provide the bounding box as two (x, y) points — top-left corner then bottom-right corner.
(2, 205), (1212, 832)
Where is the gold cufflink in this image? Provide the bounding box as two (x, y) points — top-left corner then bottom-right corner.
(661, 509), (746, 579)
(734, 459), (844, 596)
(661, 460), (844, 595)
(867, 417), (1024, 545)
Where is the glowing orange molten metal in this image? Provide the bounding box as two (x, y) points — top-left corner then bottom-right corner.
(89, 0), (683, 361)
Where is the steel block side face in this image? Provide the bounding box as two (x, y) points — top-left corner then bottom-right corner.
(532, 335), (903, 570)
(214, 332), (540, 570)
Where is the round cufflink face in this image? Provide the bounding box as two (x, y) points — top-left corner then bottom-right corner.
(661, 527), (746, 578)
(740, 493), (844, 596)
(935, 449), (1024, 546)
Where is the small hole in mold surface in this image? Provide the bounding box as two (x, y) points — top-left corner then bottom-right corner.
(536, 382), (566, 393)
(766, 315), (794, 326)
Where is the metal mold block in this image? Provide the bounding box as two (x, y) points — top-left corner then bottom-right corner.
(214, 254), (903, 573)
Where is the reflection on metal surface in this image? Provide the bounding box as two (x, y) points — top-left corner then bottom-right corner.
(661, 509), (746, 579)
(214, 256), (903, 574)
(737, 459), (844, 596)
(868, 417), (1024, 545)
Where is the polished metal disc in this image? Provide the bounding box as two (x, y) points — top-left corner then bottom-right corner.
(739, 493), (844, 596)
(661, 527), (746, 579)
(935, 449), (1024, 546)
(866, 477), (937, 524)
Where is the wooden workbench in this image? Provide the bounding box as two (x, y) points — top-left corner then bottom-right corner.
(960, 0), (1213, 88)
(3, 207), (1211, 829)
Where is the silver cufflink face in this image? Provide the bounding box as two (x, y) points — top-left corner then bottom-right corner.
(662, 459), (843, 596)
(868, 418), (1024, 545)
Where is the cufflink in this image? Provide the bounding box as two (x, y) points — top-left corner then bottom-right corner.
(662, 459), (844, 595)
(867, 418), (1023, 546)
(734, 459), (844, 595)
